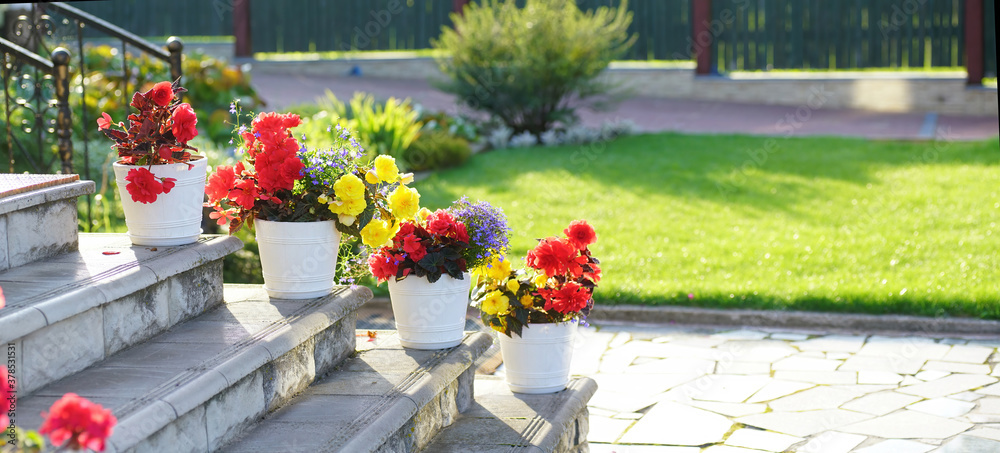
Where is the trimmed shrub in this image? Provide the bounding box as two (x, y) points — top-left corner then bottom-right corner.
(403, 131), (471, 171)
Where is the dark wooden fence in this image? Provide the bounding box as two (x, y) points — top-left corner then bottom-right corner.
(72, 0), (995, 77)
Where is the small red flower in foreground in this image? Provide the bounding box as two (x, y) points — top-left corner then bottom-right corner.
(563, 219), (597, 250)
(0, 285), (5, 310)
(39, 393), (117, 452)
(96, 112), (113, 130)
(161, 177), (177, 194)
(171, 103), (199, 143)
(525, 237), (577, 278)
(538, 280), (591, 314)
(1, 366), (11, 429)
(367, 251), (399, 281)
(149, 81), (174, 107)
(206, 165), (237, 202)
(124, 167), (164, 204)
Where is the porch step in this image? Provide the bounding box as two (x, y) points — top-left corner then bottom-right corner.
(421, 376), (597, 453)
(1, 233), (242, 395)
(14, 284), (370, 453)
(221, 330), (493, 452)
(0, 176), (93, 271)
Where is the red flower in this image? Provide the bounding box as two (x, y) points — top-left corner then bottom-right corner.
(539, 281), (591, 314)
(149, 81), (174, 107)
(171, 103), (198, 143)
(564, 219), (597, 250)
(157, 145), (173, 161)
(206, 165), (236, 203)
(229, 178), (259, 210)
(252, 112), (301, 149)
(39, 393), (117, 452)
(161, 177), (176, 194)
(1, 366), (10, 429)
(402, 235), (427, 262)
(96, 112), (113, 130)
(367, 250), (399, 281)
(525, 237), (577, 278)
(124, 167), (164, 204)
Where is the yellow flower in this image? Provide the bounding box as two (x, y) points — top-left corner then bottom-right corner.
(533, 274), (548, 289)
(365, 170), (379, 185)
(341, 197), (367, 216)
(399, 173), (414, 184)
(389, 185), (421, 220)
(361, 219), (393, 248)
(374, 155), (399, 183)
(519, 294), (534, 308)
(334, 173), (366, 200)
(483, 254), (512, 281)
(505, 279), (520, 294)
(416, 207), (432, 222)
(480, 290), (509, 315)
(317, 194), (329, 204)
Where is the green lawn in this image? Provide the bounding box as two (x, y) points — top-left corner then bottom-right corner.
(414, 133), (1000, 319)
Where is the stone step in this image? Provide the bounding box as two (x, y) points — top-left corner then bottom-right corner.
(422, 376), (597, 453)
(14, 284), (370, 453)
(221, 330), (493, 453)
(1, 233), (242, 395)
(0, 176), (94, 271)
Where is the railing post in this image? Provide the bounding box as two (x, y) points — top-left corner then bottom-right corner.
(51, 47), (73, 175)
(234, 0), (253, 58)
(965, 0), (984, 86)
(167, 36), (184, 83)
(693, 0), (714, 76)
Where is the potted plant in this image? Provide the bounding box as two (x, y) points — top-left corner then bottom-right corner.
(97, 80), (206, 246)
(368, 198), (510, 349)
(205, 111), (414, 300)
(472, 220), (601, 393)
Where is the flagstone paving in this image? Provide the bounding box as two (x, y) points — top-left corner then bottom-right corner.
(575, 323), (1000, 452)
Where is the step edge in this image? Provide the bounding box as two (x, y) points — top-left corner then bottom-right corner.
(107, 287), (368, 452)
(0, 180), (94, 216)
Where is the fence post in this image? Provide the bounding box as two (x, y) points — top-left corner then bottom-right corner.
(965, 0), (984, 85)
(52, 47), (73, 175)
(167, 36), (184, 84)
(234, 0), (253, 57)
(453, 0), (470, 15)
(693, 0), (714, 75)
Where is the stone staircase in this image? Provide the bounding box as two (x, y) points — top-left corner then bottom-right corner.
(0, 177), (593, 452)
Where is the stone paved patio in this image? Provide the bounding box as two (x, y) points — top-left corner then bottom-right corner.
(552, 323), (1000, 452)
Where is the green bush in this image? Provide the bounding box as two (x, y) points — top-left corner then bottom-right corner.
(433, 0), (634, 136)
(403, 131), (472, 171)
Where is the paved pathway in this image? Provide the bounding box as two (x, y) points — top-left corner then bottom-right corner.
(249, 72), (1000, 141)
(563, 322), (1000, 453)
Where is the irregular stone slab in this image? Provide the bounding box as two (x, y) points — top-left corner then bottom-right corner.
(619, 401), (732, 445)
(718, 340), (798, 362)
(831, 384), (896, 394)
(737, 409), (872, 437)
(687, 401), (768, 417)
(934, 435), (1000, 453)
(772, 355), (842, 371)
(747, 379), (814, 403)
(587, 415), (633, 443)
(710, 330), (769, 340)
(570, 328), (614, 375)
(922, 360), (991, 374)
(941, 345), (995, 364)
(915, 370), (951, 381)
(906, 397), (976, 417)
(841, 355), (927, 375)
(702, 447), (763, 453)
(590, 444), (699, 453)
(792, 335), (867, 353)
(725, 428), (802, 451)
(857, 371), (903, 384)
(773, 371), (857, 385)
(721, 361), (771, 375)
(685, 375), (772, 403)
(589, 390), (664, 413)
(626, 357), (717, 375)
(841, 391), (922, 416)
(608, 332), (632, 349)
(852, 439), (935, 453)
(897, 374), (998, 399)
(839, 410), (973, 439)
(794, 431), (866, 453)
(826, 352), (852, 360)
(855, 339), (950, 360)
(769, 332), (810, 341)
(978, 397), (1000, 413)
(977, 382), (1000, 396)
(950, 391), (986, 402)
(967, 427), (1000, 441)
(769, 386), (863, 412)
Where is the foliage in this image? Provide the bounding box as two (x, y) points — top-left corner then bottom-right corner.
(448, 197), (511, 269)
(414, 133), (1000, 320)
(367, 209), (469, 284)
(416, 109), (479, 141)
(97, 80), (199, 165)
(402, 130), (471, 171)
(433, 0), (635, 135)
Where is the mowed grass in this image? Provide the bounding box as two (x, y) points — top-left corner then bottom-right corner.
(413, 133), (1000, 319)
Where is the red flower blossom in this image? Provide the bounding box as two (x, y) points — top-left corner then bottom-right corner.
(96, 112), (113, 130)
(39, 393), (117, 452)
(538, 281), (591, 314)
(368, 250), (399, 281)
(229, 177), (259, 210)
(171, 103), (198, 143)
(252, 112), (301, 149)
(206, 165), (236, 203)
(124, 167), (164, 204)
(564, 219), (597, 250)
(402, 235), (427, 262)
(149, 81), (174, 107)
(1, 366), (10, 429)
(161, 177), (176, 194)
(525, 237), (577, 278)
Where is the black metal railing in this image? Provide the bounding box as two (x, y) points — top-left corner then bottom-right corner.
(2, 2), (185, 229)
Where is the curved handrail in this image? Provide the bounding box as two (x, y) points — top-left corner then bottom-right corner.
(0, 38), (54, 73)
(42, 2), (171, 61)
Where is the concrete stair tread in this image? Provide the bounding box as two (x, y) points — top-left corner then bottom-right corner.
(0, 233), (242, 344)
(16, 285), (370, 453)
(422, 376), (597, 453)
(222, 330), (493, 453)
(0, 179), (94, 271)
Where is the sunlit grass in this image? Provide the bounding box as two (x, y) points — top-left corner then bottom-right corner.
(414, 133), (1000, 319)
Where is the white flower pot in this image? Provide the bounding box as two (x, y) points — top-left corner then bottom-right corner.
(113, 157), (207, 246)
(255, 219), (341, 299)
(498, 321), (577, 394)
(387, 273), (471, 349)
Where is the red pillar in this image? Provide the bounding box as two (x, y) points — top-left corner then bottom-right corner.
(692, 0), (714, 76)
(453, 0), (470, 15)
(234, 0), (252, 58)
(965, 0), (984, 86)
